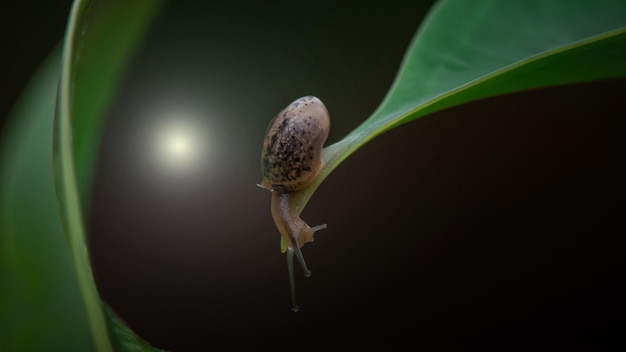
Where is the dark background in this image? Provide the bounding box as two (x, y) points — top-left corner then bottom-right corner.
(0, 2), (73, 131)
(2, 1), (625, 351)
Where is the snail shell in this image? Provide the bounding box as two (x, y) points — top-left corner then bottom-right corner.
(260, 96), (330, 193)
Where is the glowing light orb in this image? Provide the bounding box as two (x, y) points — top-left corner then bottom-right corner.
(149, 113), (209, 176)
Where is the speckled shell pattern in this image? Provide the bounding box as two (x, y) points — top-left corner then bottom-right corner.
(260, 96), (330, 193)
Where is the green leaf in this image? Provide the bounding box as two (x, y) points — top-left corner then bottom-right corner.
(55, 0), (165, 350)
(0, 48), (91, 352)
(61, 0), (165, 204)
(292, 0), (626, 213)
(2, 0), (164, 350)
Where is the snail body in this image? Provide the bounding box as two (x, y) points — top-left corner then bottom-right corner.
(259, 96), (330, 311)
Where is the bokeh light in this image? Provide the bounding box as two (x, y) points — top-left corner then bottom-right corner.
(149, 113), (208, 176)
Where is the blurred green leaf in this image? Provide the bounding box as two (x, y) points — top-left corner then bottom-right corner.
(0, 48), (91, 352)
(1, 0), (163, 351)
(293, 0), (626, 212)
(64, 0), (165, 204)
(55, 0), (165, 349)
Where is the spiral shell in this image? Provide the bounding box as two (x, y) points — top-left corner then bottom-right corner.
(260, 96), (330, 193)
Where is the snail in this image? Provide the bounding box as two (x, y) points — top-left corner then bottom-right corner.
(259, 96), (330, 312)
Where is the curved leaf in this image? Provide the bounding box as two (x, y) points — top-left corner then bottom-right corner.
(54, 0), (164, 351)
(0, 48), (91, 352)
(292, 0), (626, 213)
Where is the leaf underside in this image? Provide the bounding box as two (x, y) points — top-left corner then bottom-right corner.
(292, 0), (626, 213)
